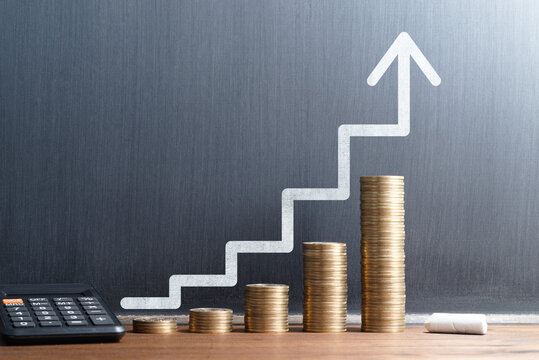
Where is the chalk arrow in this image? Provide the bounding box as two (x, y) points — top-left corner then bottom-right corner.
(120, 32), (441, 309)
(367, 32), (440, 135)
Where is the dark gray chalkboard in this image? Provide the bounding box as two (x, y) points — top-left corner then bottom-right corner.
(1, 0), (538, 315)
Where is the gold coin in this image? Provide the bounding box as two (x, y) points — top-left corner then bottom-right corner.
(189, 308), (233, 333)
(133, 317), (178, 334)
(244, 283), (289, 333)
(302, 241), (347, 333)
(360, 177), (406, 333)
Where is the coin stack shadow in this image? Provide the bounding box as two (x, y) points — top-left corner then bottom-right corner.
(360, 176), (406, 332)
(244, 284), (289, 333)
(132, 317), (178, 334)
(303, 242), (347, 333)
(188, 308), (233, 333)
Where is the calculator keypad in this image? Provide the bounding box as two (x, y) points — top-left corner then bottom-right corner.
(3, 296), (112, 329)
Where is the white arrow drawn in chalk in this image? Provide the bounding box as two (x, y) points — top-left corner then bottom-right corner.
(367, 31), (441, 133)
(120, 32), (440, 309)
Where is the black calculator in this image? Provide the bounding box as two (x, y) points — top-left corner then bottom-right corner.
(0, 283), (125, 344)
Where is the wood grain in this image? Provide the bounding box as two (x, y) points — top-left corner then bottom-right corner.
(2, 326), (539, 359)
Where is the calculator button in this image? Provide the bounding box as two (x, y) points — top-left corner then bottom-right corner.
(67, 320), (88, 326)
(85, 309), (106, 315)
(3, 298), (23, 304)
(13, 321), (35, 328)
(38, 315), (59, 321)
(55, 301), (75, 306)
(35, 310), (55, 316)
(27, 298), (48, 302)
(10, 316), (32, 322)
(4, 302), (27, 307)
(28, 301), (50, 306)
(82, 305), (103, 310)
(89, 315), (113, 325)
(80, 301), (99, 306)
(53, 297), (73, 302)
(32, 306), (53, 311)
(64, 315), (85, 320)
(6, 306), (28, 312)
(9, 311), (30, 317)
(40, 321), (62, 327)
(77, 296), (97, 301)
(57, 305), (78, 311)
(61, 310), (81, 316)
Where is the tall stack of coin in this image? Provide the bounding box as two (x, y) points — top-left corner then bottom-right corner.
(133, 317), (178, 334)
(303, 242), (347, 333)
(244, 284), (289, 333)
(189, 308), (233, 333)
(360, 176), (405, 333)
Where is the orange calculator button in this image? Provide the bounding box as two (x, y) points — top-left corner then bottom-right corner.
(2, 298), (24, 304)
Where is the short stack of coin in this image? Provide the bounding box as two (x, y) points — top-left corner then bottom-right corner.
(360, 176), (405, 333)
(303, 242), (347, 333)
(244, 284), (289, 333)
(133, 317), (178, 334)
(189, 308), (233, 333)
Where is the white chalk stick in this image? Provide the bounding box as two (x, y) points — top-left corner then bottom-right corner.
(424, 313), (487, 335)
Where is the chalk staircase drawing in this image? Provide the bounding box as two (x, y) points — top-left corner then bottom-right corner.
(121, 32), (441, 309)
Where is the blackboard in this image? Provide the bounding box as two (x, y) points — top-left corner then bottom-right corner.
(1, 0), (538, 316)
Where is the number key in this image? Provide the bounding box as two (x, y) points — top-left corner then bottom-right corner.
(13, 321), (35, 328)
(38, 315), (59, 321)
(64, 314), (85, 320)
(10, 316), (32, 322)
(6, 306), (27, 312)
(9, 311), (30, 317)
(35, 310), (55, 316)
(32, 306), (53, 311)
(61, 310), (81, 316)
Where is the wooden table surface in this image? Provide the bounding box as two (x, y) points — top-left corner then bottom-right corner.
(2, 325), (539, 359)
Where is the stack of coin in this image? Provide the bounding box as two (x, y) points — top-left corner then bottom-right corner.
(244, 284), (289, 333)
(189, 308), (233, 333)
(303, 242), (347, 333)
(360, 176), (406, 333)
(133, 317), (178, 334)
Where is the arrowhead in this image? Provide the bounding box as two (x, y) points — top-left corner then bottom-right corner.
(367, 32), (441, 87)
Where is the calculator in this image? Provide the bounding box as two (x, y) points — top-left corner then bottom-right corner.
(0, 283), (126, 344)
